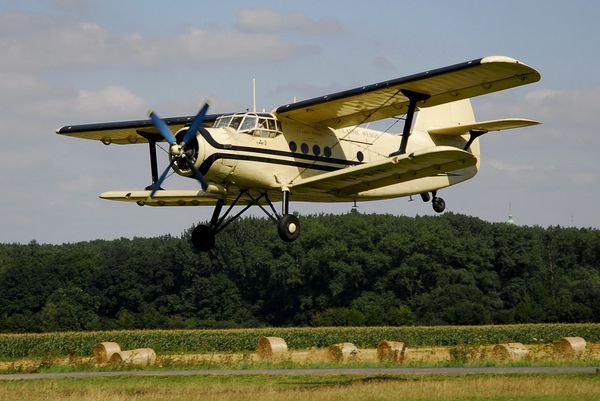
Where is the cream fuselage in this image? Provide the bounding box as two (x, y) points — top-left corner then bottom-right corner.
(179, 119), (480, 203)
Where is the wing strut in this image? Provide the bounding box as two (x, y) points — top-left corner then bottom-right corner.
(464, 130), (486, 151)
(390, 90), (430, 156)
(139, 134), (162, 190)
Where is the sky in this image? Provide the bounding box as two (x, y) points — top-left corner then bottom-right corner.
(1, 0), (600, 244)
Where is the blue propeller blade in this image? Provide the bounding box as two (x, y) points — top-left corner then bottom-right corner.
(148, 110), (177, 145)
(150, 164), (172, 198)
(182, 102), (210, 146)
(148, 106), (210, 193)
(183, 155), (208, 191)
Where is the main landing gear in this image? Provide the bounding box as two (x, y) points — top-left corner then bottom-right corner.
(420, 191), (446, 214)
(190, 189), (300, 252)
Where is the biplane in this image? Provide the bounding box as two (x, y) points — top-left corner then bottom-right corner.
(57, 55), (540, 251)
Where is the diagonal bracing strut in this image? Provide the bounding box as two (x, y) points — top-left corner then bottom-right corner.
(390, 89), (430, 157)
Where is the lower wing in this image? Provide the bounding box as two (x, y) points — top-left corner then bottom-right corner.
(289, 146), (477, 197)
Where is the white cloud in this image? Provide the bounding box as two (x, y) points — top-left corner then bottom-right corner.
(523, 88), (600, 130)
(0, 71), (146, 124)
(69, 86), (146, 118)
(237, 8), (342, 35)
(477, 87), (600, 130)
(0, 12), (305, 73)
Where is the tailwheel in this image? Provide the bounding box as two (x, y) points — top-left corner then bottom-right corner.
(277, 214), (300, 242)
(191, 224), (215, 252)
(432, 196), (446, 213)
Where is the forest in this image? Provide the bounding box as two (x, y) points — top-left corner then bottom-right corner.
(0, 212), (599, 332)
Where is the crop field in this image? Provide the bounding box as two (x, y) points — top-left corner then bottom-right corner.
(1, 323), (599, 359)
(0, 324), (599, 400)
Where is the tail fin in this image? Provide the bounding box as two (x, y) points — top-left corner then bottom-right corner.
(413, 99), (478, 155)
(413, 98), (476, 132)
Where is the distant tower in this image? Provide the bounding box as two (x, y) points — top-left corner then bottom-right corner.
(507, 201), (516, 225)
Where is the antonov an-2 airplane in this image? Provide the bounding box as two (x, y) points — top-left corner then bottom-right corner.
(57, 56), (540, 251)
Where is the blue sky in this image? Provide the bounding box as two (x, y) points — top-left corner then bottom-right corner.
(1, 0), (600, 243)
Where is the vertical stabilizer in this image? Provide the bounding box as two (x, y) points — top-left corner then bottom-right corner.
(414, 99), (479, 157)
(413, 98), (476, 131)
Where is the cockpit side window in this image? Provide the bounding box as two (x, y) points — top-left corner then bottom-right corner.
(214, 116), (232, 128)
(239, 115), (257, 132)
(230, 116), (243, 130)
(214, 113), (283, 137)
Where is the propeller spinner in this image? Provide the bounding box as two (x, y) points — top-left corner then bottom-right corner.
(148, 103), (210, 197)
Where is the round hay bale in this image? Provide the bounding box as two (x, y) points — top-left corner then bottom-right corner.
(492, 343), (529, 360)
(328, 342), (358, 362)
(555, 337), (586, 357)
(377, 341), (407, 363)
(93, 342), (121, 364)
(109, 348), (157, 366)
(257, 337), (288, 360)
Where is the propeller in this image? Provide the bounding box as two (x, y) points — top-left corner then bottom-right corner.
(148, 103), (210, 197)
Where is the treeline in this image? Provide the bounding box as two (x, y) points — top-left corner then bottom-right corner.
(0, 212), (599, 332)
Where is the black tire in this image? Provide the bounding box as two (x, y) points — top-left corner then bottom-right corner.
(432, 197), (446, 213)
(191, 224), (215, 251)
(277, 214), (301, 242)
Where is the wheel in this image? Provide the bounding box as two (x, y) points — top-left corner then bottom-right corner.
(191, 224), (215, 251)
(432, 197), (446, 213)
(277, 214), (301, 242)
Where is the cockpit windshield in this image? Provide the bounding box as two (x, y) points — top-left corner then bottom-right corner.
(213, 112), (282, 137)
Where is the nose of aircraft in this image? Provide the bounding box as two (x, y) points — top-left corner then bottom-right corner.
(147, 103), (211, 196)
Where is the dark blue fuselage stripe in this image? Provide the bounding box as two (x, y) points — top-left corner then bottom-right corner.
(199, 153), (340, 174)
(195, 127), (363, 174)
(198, 128), (360, 167)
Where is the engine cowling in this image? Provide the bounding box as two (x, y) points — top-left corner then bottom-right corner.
(171, 127), (204, 177)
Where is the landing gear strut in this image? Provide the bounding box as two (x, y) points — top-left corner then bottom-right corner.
(191, 189), (300, 251)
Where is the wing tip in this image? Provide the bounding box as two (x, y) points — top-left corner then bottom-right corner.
(481, 55), (541, 82)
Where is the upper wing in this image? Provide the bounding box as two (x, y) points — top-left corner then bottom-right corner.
(289, 146), (477, 196)
(56, 113), (223, 145)
(274, 56), (540, 129)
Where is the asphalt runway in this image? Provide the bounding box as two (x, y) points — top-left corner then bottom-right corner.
(1, 367), (598, 381)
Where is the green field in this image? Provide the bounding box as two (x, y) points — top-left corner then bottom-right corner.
(1, 324), (599, 359)
(1, 374), (599, 401)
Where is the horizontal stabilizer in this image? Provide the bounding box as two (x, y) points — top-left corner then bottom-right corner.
(428, 118), (539, 136)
